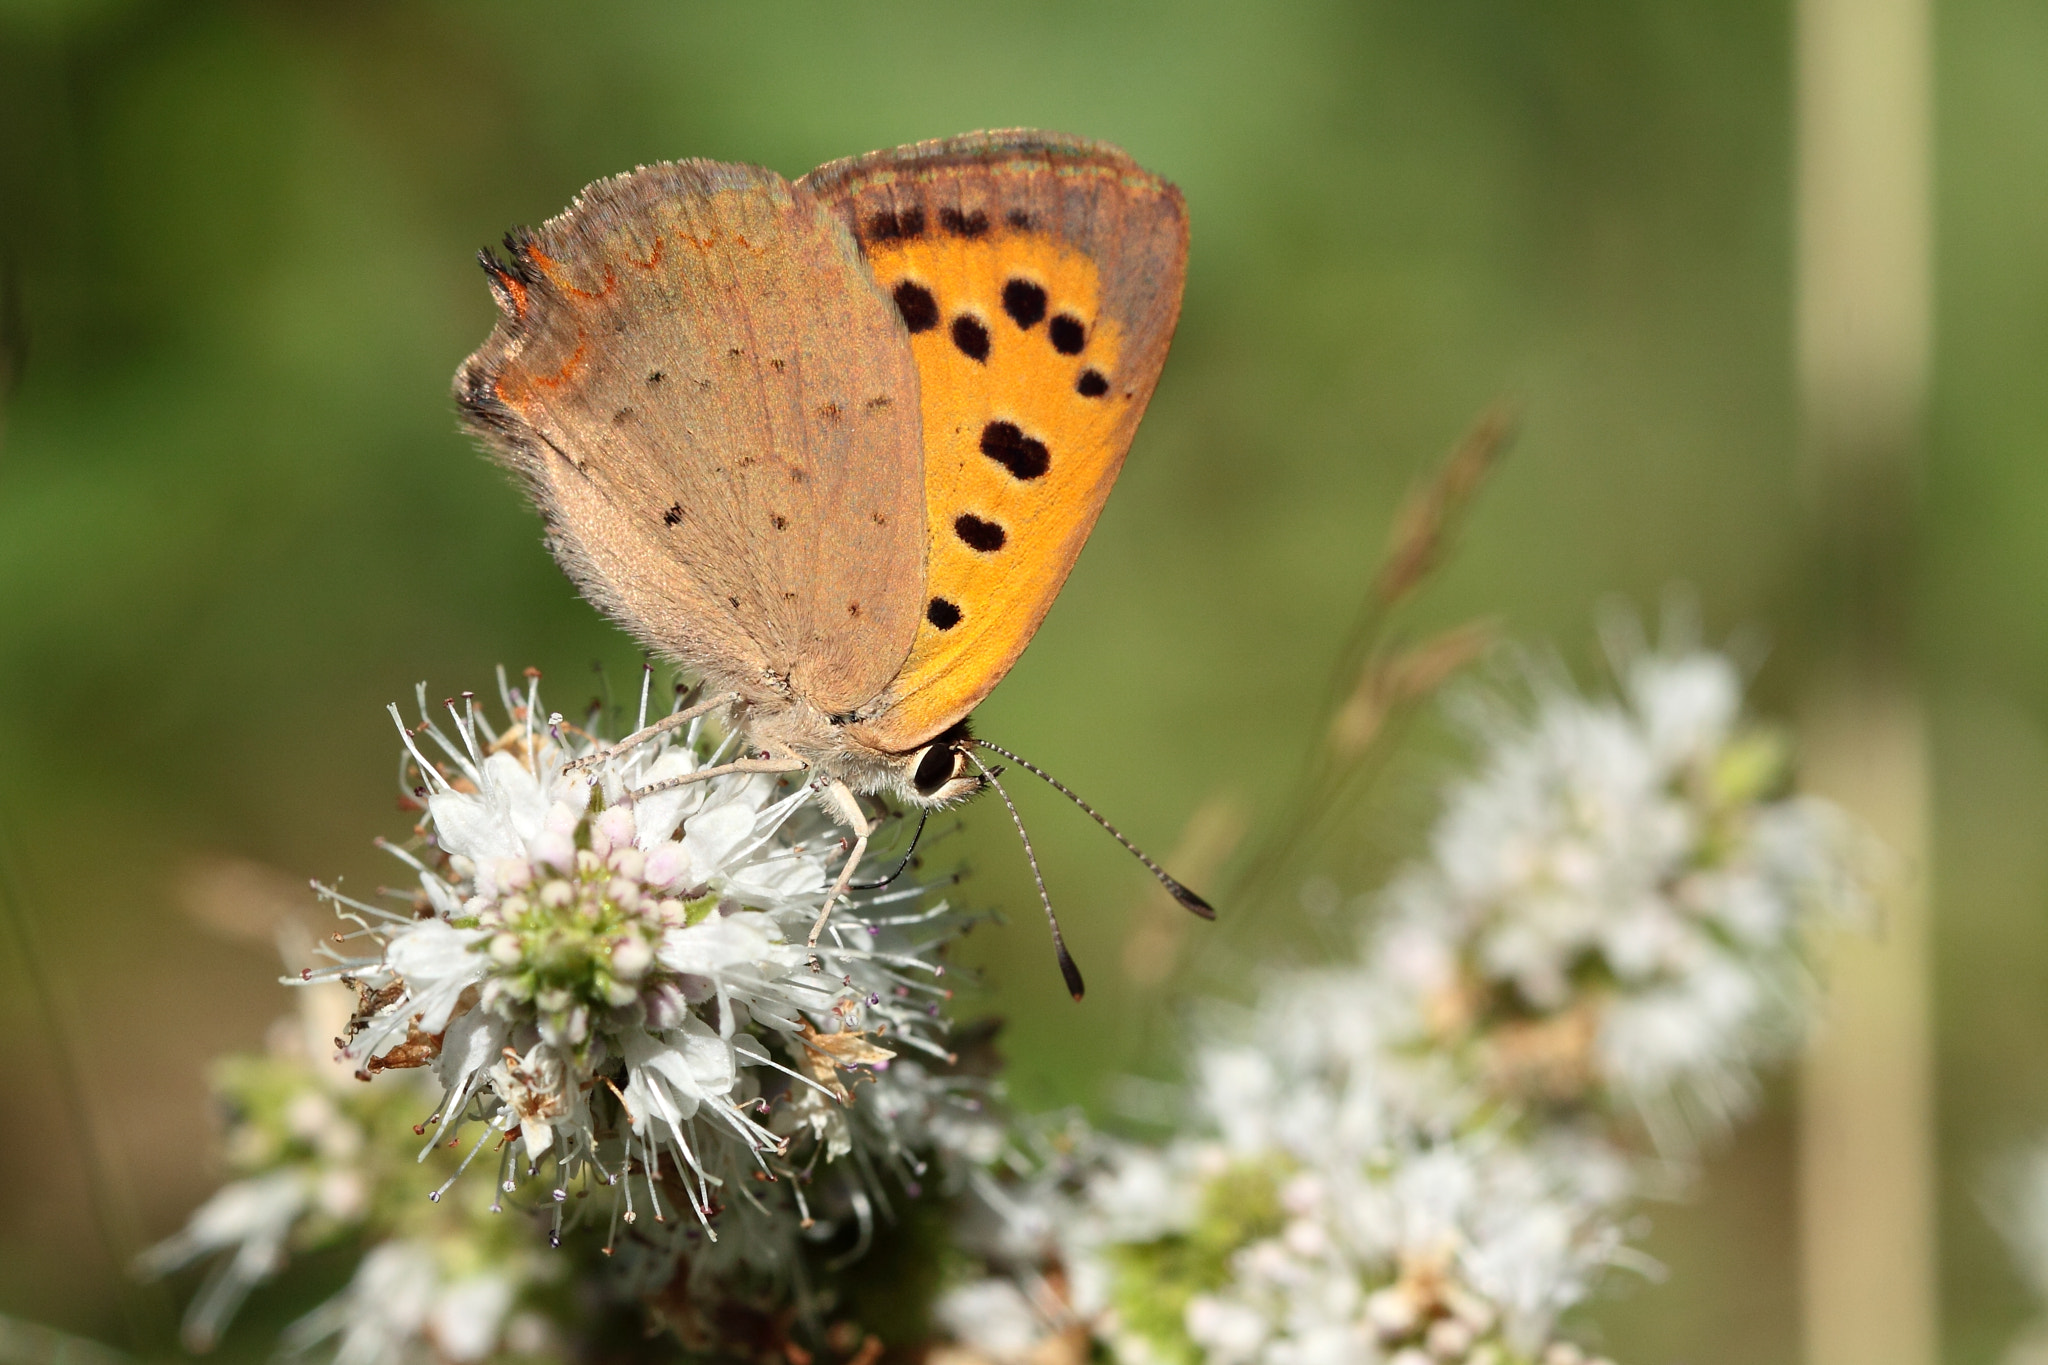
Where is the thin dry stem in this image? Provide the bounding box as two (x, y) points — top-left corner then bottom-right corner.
(1230, 405), (1516, 909)
(1371, 403), (1518, 608)
(1328, 620), (1499, 761)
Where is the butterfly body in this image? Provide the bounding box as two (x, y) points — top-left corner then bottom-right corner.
(455, 132), (1189, 952)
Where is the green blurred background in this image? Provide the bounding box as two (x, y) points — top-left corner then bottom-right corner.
(1, 2), (2043, 1361)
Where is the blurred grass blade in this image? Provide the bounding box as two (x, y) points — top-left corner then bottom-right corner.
(1230, 408), (1515, 909)
(0, 810), (170, 1351)
(0, 1315), (136, 1365)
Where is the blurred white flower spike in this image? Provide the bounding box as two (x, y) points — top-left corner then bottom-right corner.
(931, 623), (1870, 1365)
(281, 1238), (550, 1365)
(1369, 634), (1877, 1150)
(1989, 1142), (2048, 1365)
(134, 1015), (447, 1351)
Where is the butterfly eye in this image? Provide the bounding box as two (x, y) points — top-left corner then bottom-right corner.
(912, 743), (960, 798)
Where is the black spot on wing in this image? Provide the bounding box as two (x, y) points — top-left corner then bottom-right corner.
(865, 206), (927, 241)
(951, 315), (991, 363)
(1002, 279), (1047, 330)
(892, 282), (939, 333)
(980, 421), (1050, 480)
(939, 207), (990, 238)
(1049, 314), (1086, 355)
(662, 503), (683, 527)
(953, 514), (1007, 552)
(926, 597), (963, 630)
(1006, 209), (1033, 230)
(1077, 369), (1110, 398)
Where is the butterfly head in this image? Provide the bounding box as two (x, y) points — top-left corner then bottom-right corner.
(894, 719), (983, 809)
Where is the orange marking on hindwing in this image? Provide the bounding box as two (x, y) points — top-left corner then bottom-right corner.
(525, 246), (617, 301)
(529, 331), (591, 391)
(629, 237), (666, 271)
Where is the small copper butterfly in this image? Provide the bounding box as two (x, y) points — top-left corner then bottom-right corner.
(454, 130), (1209, 995)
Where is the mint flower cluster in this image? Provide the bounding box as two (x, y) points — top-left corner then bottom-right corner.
(138, 1006), (561, 1361)
(147, 671), (996, 1358)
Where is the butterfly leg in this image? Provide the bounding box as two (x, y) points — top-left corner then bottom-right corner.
(806, 778), (872, 955)
(567, 690), (743, 773)
(627, 751), (806, 800)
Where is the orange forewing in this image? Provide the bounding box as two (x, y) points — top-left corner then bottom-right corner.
(802, 133), (1187, 752)
(867, 232), (1124, 738)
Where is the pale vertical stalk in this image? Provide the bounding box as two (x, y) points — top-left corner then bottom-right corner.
(1794, 2), (1938, 1365)
(1797, 685), (1935, 1365)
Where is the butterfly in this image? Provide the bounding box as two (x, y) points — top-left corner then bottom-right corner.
(454, 130), (1209, 996)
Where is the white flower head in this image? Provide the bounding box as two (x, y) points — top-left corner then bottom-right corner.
(1171, 1035), (1626, 1363)
(299, 668), (989, 1270)
(137, 1022), (406, 1351)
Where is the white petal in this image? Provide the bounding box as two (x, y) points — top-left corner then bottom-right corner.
(427, 788), (521, 865)
(679, 801), (754, 877)
(478, 751), (549, 845)
(633, 751), (706, 848)
(657, 911), (791, 978)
